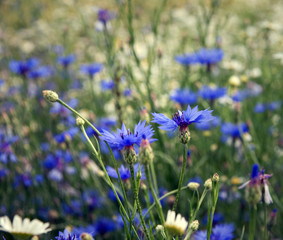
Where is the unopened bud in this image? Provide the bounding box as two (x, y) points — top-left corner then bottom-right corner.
(80, 232), (93, 240)
(42, 90), (58, 102)
(179, 128), (191, 144)
(187, 182), (200, 191)
(122, 146), (136, 164)
(139, 139), (154, 165)
(189, 220), (199, 231)
(156, 225), (164, 232)
(212, 173), (219, 182)
(245, 184), (262, 205)
(204, 178), (212, 190)
(76, 117), (85, 126)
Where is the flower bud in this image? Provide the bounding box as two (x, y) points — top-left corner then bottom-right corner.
(122, 146), (136, 164)
(212, 173), (219, 182)
(187, 182), (200, 191)
(204, 178), (212, 190)
(178, 128), (191, 144)
(139, 139), (154, 165)
(189, 220), (199, 231)
(76, 117), (85, 126)
(80, 232), (94, 240)
(42, 90), (58, 102)
(245, 184), (262, 205)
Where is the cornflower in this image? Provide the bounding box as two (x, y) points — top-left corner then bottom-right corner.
(152, 105), (214, 144)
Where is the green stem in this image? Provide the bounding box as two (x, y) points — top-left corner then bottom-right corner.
(263, 202), (267, 240)
(172, 144), (188, 211)
(145, 164), (166, 226)
(81, 125), (139, 239)
(248, 205), (257, 240)
(184, 229), (193, 240)
(57, 99), (101, 136)
(207, 180), (219, 240)
(137, 186), (188, 229)
(129, 163), (152, 240)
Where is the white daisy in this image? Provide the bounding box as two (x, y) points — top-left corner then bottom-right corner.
(0, 215), (51, 239)
(164, 210), (188, 236)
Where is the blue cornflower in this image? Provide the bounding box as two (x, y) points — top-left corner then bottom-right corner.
(194, 223), (234, 240)
(101, 121), (156, 150)
(231, 89), (251, 102)
(72, 225), (95, 238)
(55, 229), (79, 240)
(198, 86), (226, 100)
(106, 163), (145, 180)
(97, 9), (115, 24)
(101, 79), (115, 91)
(195, 116), (221, 131)
(268, 101), (281, 111)
(220, 122), (249, 139)
(123, 88), (132, 97)
(170, 88), (197, 105)
(54, 127), (79, 143)
(27, 66), (54, 79)
(254, 103), (266, 113)
(56, 54), (76, 68)
(80, 63), (103, 78)
(175, 53), (199, 66)
(196, 48), (224, 65)
(152, 105), (214, 143)
(93, 217), (116, 236)
(9, 58), (39, 76)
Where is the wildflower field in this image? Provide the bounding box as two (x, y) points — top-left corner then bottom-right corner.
(1, 0), (283, 239)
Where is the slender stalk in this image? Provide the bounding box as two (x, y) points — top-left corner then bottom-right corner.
(142, 186), (188, 221)
(207, 179), (219, 240)
(80, 125), (140, 239)
(248, 205), (256, 240)
(145, 164), (166, 226)
(173, 144), (188, 211)
(184, 229), (193, 240)
(129, 163), (151, 240)
(57, 99), (101, 136)
(263, 202), (267, 240)
(150, 160), (159, 195)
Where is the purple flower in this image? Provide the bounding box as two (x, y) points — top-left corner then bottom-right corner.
(56, 54), (76, 68)
(55, 229), (78, 240)
(80, 63), (103, 78)
(97, 9), (115, 24)
(170, 88), (197, 105)
(194, 223), (234, 240)
(9, 58), (39, 76)
(106, 163), (145, 180)
(152, 105), (214, 133)
(100, 121), (156, 150)
(198, 86), (226, 100)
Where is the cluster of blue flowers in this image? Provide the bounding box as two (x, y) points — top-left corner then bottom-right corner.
(175, 48), (224, 66)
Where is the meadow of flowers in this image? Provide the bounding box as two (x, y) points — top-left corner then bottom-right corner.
(0, 0), (283, 239)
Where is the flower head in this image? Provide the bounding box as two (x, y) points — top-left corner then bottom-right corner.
(56, 54), (76, 68)
(164, 210), (188, 236)
(106, 163), (145, 180)
(101, 121), (155, 150)
(196, 48), (224, 65)
(0, 215), (51, 239)
(239, 164), (273, 205)
(55, 229), (78, 240)
(198, 85), (227, 100)
(152, 105), (214, 143)
(170, 88), (197, 105)
(194, 223), (234, 240)
(80, 63), (103, 78)
(9, 58), (39, 76)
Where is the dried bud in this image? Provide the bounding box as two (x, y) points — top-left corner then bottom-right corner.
(245, 184), (262, 205)
(204, 178), (212, 190)
(212, 173), (219, 182)
(189, 220), (199, 231)
(42, 90), (58, 102)
(76, 117), (85, 126)
(187, 182), (200, 191)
